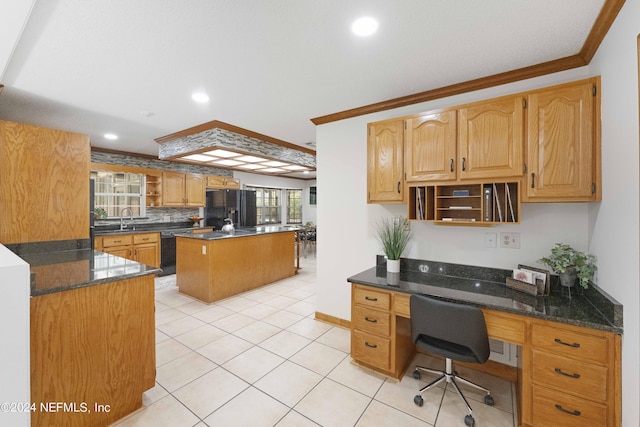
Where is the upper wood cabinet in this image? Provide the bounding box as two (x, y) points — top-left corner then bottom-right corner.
(367, 120), (405, 203)
(206, 175), (240, 189)
(405, 110), (457, 182)
(458, 96), (524, 180)
(162, 171), (205, 207)
(524, 78), (601, 202)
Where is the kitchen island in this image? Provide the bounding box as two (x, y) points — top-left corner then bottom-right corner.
(176, 226), (297, 303)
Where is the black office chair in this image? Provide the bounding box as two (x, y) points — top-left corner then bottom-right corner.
(410, 294), (494, 427)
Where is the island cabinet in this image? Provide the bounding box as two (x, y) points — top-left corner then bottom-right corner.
(523, 78), (601, 202)
(162, 171), (205, 207)
(30, 275), (156, 427)
(206, 174), (240, 189)
(97, 232), (160, 268)
(367, 119), (405, 203)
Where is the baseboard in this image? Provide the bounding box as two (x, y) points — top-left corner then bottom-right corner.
(314, 311), (351, 329)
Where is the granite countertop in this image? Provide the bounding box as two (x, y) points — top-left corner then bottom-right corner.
(177, 225), (300, 241)
(21, 249), (161, 297)
(95, 221), (209, 236)
(347, 257), (623, 334)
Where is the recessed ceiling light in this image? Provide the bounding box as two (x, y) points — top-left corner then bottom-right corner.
(303, 170), (310, 174)
(204, 149), (241, 158)
(192, 92), (210, 103)
(104, 133), (118, 140)
(351, 16), (378, 37)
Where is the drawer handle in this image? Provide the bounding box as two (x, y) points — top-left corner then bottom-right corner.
(554, 368), (580, 379)
(142, 238), (149, 241)
(554, 338), (580, 348)
(114, 240), (121, 243)
(364, 317), (378, 323)
(364, 296), (378, 302)
(364, 342), (378, 349)
(554, 404), (581, 417)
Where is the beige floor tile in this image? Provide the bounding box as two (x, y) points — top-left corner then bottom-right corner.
(435, 390), (513, 427)
(158, 292), (196, 308)
(275, 410), (321, 427)
(155, 330), (170, 344)
(197, 334), (253, 364)
(232, 320), (282, 344)
(173, 300), (210, 315)
(259, 330), (312, 359)
(211, 312), (257, 332)
(215, 295), (259, 312)
(285, 317), (332, 340)
(155, 338), (192, 367)
(191, 305), (234, 323)
(156, 351), (216, 392)
(356, 400), (433, 427)
(173, 367), (249, 419)
(283, 287), (315, 301)
(284, 300), (316, 316)
(294, 378), (371, 427)
(450, 364), (514, 413)
(315, 326), (351, 353)
(261, 310), (305, 329)
(242, 288), (279, 302)
(289, 341), (348, 376)
(222, 346), (285, 383)
(142, 382), (168, 406)
(113, 394), (199, 427)
(173, 324), (227, 350)
(263, 294), (300, 309)
(327, 358), (386, 398)
(154, 301), (171, 312)
(254, 361), (323, 407)
(374, 376), (442, 424)
(203, 387), (289, 427)
(239, 303), (280, 320)
(156, 315), (207, 337)
(155, 307), (187, 326)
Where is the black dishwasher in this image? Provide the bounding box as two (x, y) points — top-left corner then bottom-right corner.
(160, 231), (177, 276)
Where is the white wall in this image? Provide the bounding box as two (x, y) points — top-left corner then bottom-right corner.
(233, 171), (316, 225)
(588, 0), (640, 425)
(317, 3), (640, 424)
(0, 245), (30, 427)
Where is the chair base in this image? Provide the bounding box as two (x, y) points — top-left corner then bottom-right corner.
(413, 358), (494, 427)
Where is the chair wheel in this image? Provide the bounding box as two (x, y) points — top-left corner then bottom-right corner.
(412, 369), (421, 380)
(414, 395), (424, 407)
(484, 394), (495, 406)
(464, 414), (475, 426)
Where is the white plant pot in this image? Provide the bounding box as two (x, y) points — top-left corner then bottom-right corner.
(387, 259), (400, 273)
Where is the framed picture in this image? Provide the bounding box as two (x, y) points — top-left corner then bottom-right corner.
(309, 186), (316, 205)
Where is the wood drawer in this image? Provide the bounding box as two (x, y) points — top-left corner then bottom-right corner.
(531, 349), (608, 402)
(483, 309), (526, 344)
(353, 286), (391, 310)
(393, 292), (410, 318)
(102, 234), (133, 247)
(531, 323), (608, 364)
(352, 330), (391, 371)
(133, 232), (159, 244)
(352, 306), (391, 337)
(532, 384), (608, 427)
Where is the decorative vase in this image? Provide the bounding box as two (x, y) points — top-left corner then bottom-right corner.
(559, 267), (577, 288)
(387, 259), (400, 273)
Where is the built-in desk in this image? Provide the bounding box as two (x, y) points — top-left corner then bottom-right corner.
(347, 258), (622, 427)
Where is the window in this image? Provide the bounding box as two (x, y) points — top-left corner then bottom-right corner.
(249, 186), (281, 225)
(91, 171), (144, 217)
(287, 189), (302, 224)
(309, 186), (317, 205)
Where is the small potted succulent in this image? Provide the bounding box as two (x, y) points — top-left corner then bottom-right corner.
(538, 243), (597, 289)
(94, 208), (108, 219)
(375, 217), (411, 273)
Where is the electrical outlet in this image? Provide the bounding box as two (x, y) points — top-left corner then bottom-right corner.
(500, 232), (521, 249)
(202, 245), (206, 255)
(484, 233), (497, 248)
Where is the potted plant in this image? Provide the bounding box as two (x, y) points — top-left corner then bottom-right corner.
(375, 217), (411, 273)
(94, 208), (107, 219)
(538, 243), (597, 289)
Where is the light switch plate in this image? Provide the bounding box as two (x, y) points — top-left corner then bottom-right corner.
(485, 233), (497, 248)
(500, 232), (521, 249)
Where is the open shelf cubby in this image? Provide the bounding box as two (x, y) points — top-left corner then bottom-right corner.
(409, 182), (519, 226)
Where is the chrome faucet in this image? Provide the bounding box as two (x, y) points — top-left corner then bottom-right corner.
(119, 207), (134, 231)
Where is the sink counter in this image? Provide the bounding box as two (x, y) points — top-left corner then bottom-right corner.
(176, 225), (300, 241)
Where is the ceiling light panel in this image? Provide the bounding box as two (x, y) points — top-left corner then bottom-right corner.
(235, 155), (268, 163)
(238, 164), (267, 170)
(204, 149), (242, 158)
(213, 159), (245, 166)
(283, 165), (308, 170)
(261, 168), (286, 173)
(261, 161), (289, 167)
(182, 154), (217, 162)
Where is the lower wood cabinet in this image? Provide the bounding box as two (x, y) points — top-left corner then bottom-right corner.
(98, 232), (160, 268)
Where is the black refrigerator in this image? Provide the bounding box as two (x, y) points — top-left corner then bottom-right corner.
(205, 189), (257, 230)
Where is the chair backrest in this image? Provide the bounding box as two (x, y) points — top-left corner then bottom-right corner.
(410, 294), (490, 363)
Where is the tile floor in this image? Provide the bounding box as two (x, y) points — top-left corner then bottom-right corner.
(114, 253), (517, 427)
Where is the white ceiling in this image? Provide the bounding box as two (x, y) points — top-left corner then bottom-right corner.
(0, 1), (605, 166)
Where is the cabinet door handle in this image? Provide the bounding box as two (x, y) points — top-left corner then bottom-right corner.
(397, 182), (401, 193)
(364, 296), (378, 301)
(364, 342), (378, 349)
(461, 157), (466, 171)
(554, 404), (581, 417)
(364, 317), (378, 323)
(450, 158), (454, 172)
(554, 368), (580, 379)
(554, 338), (580, 348)
(531, 173), (535, 188)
